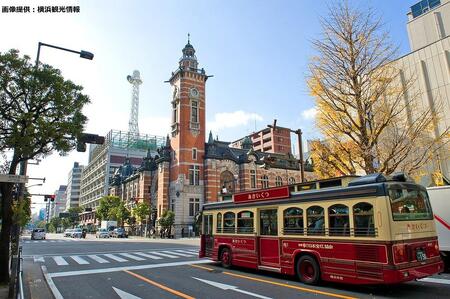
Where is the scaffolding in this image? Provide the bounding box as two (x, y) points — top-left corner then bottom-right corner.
(105, 130), (166, 151)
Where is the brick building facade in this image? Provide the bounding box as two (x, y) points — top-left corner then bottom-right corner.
(109, 39), (314, 237)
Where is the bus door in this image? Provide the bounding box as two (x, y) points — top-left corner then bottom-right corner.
(258, 209), (280, 268)
(203, 214), (214, 256)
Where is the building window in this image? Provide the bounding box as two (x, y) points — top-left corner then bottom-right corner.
(261, 175), (269, 189)
(191, 100), (199, 123)
(288, 177), (295, 184)
(189, 165), (200, 185)
(250, 170), (256, 188)
(189, 198), (200, 216)
(275, 176), (283, 186)
(172, 102), (178, 123)
(192, 148), (197, 160)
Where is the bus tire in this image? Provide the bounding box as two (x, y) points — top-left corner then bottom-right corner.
(296, 255), (320, 285)
(220, 247), (232, 268)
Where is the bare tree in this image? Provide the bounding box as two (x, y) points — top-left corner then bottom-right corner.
(308, 2), (449, 178)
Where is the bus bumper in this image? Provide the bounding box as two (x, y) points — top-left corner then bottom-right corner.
(386, 261), (444, 283)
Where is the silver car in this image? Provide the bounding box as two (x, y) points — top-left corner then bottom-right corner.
(71, 228), (83, 238)
(31, 228), (46, 240)
(96, 228), (109, 238)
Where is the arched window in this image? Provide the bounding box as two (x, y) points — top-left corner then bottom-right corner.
(353, 203), (375, 237)
(220, 171), (235, 194)
(328, 204), (350, 236)
(216, 213), (222, 233)
(288, 177), (295, 184)
(275, 176), (283, 186)
(307, 206), (324, 236)
(283, 207), (303, 235)
(261, 175), (269, 188)
(223, 212), (235, 233)
(237, 211), (254, 233)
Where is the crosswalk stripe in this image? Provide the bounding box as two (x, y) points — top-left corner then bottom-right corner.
(71, 256), (89, 265)
(149, 251), (179, 258)
(118, 253), (145, 261)
(103, 254), (127, 262)
(87, 255), (110, 264)
(173, 250), (199, 256)
(161, 251), (193, 257)
(133, 252), (163, 260)
(53, 256), (68, 266)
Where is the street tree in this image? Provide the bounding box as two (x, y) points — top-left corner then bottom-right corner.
(67, 206), (83, 228)
(96, 196), (130, 226)
(0, 49), (90, 283)
(158, 210), (175, 238)
(308, 3), (449, 179)
(132, 202), (150, 224)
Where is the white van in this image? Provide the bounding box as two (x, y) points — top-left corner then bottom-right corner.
(31, 228), (46, 240)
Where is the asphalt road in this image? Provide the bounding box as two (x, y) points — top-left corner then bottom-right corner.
(22, 234), (450, 299)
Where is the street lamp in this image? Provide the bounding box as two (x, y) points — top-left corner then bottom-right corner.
(267, 119), (305, 183)
(26, 183), (43, 189)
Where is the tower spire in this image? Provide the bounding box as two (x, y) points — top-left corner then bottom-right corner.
(188, 33), (190, 44)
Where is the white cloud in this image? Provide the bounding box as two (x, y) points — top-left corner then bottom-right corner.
(302, 107), (318, 120)
(207, 110), (263, 132)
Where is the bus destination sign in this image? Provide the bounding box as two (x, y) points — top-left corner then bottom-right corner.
(233, 186), (290, 204)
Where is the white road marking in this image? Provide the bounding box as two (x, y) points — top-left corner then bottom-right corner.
(148, 251), (179, 258)
(48, 259), (212, 278)
(193, 277), (273, 299)
(52, 256), (68, 266)
(119, 253), (145, 261)
(132, 252), (163, 260)
(104, 254), (128, 262)
(42, 266), (63, 299)
(113, 287), (142, 299)
(419, 277), (450, 285)
(163, 250), (196, 257)
(87, 255), (110, 263)
(174, 249), (198, 255)
(33, 256), (44, 263)
(71, 256), (90, 265)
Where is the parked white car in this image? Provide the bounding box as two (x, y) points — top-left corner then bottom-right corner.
(71, 228), (83, 238)
(31, 228), (46, 240)
(64, 229), (73, 237)
(96, 228), (109, 238)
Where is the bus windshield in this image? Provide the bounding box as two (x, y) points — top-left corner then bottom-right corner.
(389, 188), (433, 221)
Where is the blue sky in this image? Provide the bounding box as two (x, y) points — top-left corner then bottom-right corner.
(1, 0), (420, 210)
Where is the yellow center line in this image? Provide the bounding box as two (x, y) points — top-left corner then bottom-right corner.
(124, 270), (196, 299)
(188, 264), (357, 299)
(189, 264), (215, 272)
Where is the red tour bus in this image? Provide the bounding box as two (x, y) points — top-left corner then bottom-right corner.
(199, 173), (444, 285)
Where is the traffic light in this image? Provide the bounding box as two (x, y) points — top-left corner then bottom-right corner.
(44, 194), (56, 202)
(76, 133), (105, 152)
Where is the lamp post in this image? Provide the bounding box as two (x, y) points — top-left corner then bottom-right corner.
(9, 42), (94, 297)
(267, 119), (305, 183)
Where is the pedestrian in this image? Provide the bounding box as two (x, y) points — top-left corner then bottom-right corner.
(181, 227), (185, 238)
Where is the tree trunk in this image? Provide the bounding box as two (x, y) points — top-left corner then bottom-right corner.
(0, 182), (14, 284)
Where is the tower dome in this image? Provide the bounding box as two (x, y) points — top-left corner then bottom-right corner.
(179, 34), (198, 70)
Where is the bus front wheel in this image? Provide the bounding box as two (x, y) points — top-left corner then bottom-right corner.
(220, 248), (232, 268)
(296, 255), (320, 285)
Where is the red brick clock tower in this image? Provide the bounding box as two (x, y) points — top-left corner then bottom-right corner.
(167, 36), (209, 236)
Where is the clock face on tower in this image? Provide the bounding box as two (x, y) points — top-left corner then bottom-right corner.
(190, 88), (199, 98)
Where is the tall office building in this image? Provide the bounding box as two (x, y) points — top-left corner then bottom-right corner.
(50, 185), (67, 219)
(65, 162), (84, 211)
(395, 0), (450, 184)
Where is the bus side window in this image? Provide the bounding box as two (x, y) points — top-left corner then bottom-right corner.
(307, 206), (325, 236)
(283, 207), (304, 235)
(328, 204), (350, 236)
(223, 212), (236, 233)
(217, 213), (222, 233)
(353, 202), (375, 237)
(237, 211), (254, 233)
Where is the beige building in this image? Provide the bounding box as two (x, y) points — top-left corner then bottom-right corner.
(395, 0), (450, 184)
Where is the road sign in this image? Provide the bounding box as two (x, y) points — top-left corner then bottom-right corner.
(0, 174), (28, 184)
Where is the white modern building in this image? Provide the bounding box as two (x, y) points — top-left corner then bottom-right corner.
(50, 185), (67, 219)
(65, 162), (84, 210)
(395, 0), (450, 185)
(78, 130), (165, 224)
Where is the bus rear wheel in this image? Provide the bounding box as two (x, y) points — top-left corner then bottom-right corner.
(297, 255), (320, 285)
(220, 248), (232, 268)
